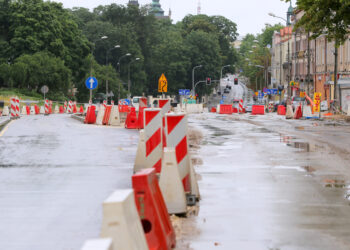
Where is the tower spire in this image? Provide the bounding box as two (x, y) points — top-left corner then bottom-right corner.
(197, 0), (201, 15)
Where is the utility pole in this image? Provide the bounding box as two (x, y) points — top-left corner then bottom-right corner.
(334, 44), (338, 108)
(307, 32), (311, 96)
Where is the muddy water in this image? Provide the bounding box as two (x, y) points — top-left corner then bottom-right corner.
(178, 113), (350, 250)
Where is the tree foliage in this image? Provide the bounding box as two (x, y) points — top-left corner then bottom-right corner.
(283, 0), (350, 46)
(0, 1), (239, 101)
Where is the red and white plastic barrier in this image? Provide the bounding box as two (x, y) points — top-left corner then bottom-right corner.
(239, 99), (244, 113)
(144, 108), (163, 173)
(45, 99), (49, 115)
(10, 97), (17, 119)
(164, 112), (191, 192)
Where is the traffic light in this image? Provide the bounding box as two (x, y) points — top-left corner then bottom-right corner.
(234, 78), (238, 85)
(206, 77), (211, 85)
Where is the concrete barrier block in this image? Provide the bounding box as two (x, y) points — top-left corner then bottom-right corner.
(81, 238), (113, 250)
(96, 105), (105, 125)
(159, 148), (187, 214)
(133, 130), (146, 173)
(100, 189), (148, 250)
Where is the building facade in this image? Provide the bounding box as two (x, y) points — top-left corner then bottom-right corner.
(271, 8), (350, 109)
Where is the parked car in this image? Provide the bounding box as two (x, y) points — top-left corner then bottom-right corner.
(226, 85), (232, 90)
(224, 88), (230, 94)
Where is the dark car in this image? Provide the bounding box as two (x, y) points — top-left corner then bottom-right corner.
(226, 85), (232, 90)
(224, 88), (230, 94)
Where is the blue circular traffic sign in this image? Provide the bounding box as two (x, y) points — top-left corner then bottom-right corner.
(85, 77), (98, 90)
(263, 87), (268, 93)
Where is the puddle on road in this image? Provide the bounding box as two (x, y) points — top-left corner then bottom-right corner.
(323, 178), (347, 188)
(279, 134), (323, 152)
(203, 124), (233, 137)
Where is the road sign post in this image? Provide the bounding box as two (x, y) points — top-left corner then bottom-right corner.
(158, 74), (168, 97)
(40, 85), (49, 101)
(85, 77), (98, 104)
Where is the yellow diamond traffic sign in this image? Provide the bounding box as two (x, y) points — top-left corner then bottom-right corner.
(158, 73), (168, 93)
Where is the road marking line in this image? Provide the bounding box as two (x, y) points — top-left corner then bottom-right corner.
(0, 120), (14, 137)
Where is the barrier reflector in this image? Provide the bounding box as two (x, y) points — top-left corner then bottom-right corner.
(159, 148), (187, 214)
(165, 113), (191, 193)
(100, 189), (148, 250)
(210, 107), (216, 113)
(81, 238), (113, 250)
(277, 105), (286, 115)
(144, 108), (162, 173)
(134, 130), (147, 173)
(252, 105), (265, 115)
(102, 105), (113, 125)
(109, 105), (122, 126)
(96, 105), (105, 125)
(125, 107), (139, 129)
(219, 104), (233, 114)
(132, 168), (176, 249)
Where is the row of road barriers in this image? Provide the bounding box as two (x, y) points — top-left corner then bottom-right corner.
(81, 102), (201, 249)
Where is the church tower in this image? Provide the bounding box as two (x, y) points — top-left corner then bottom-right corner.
(149, 0), (165, 17)
(128, 0), (139, 7)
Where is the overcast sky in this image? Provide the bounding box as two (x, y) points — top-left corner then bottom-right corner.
(52, 0), (295, 37)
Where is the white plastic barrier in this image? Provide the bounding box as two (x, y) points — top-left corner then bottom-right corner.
(81, 238), (113, 250)
(2, 106), (9, 116)
(302, 105), (312, 118)
(100, 189), (148, 250)
(185, 104), (204, 114)
(286, 105), (293, 119)
(133, 130), (146, 173)
(96, 105), (105, 125)
(159, 148), (187, 214)
(108, 105), (121, 126)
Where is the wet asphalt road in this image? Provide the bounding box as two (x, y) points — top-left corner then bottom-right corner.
(184, 113), (350, 250)
(0, 115), (138, 250)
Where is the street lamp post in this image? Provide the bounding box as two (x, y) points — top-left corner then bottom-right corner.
(89, 35), (108, 103)
(117, 53), (131, 100)
(105, 45), (120, 103)
(192, 65), (203, 97)
(220, 65), (231, 83)
(128, 58), (140, 98)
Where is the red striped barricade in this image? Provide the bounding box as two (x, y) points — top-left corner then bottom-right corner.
(144, 108), (163, 173)
(15, 97), (20, 118)
(158, 99), (171, 148)
(10, 97), (16, 119)
(164, 113), (191, 193)
(64, 101), (67, 112)
(26, 106), (30, 115)
(252, 105), (265, 115)
(219, 104), (233, 114)
(67, 101), (73, 113)
(239, 99), (244, 113)
(44, 99), (49, 115)
(139, 97), (148, 109)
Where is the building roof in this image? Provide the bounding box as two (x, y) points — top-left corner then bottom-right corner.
(149, 0), (165, 16)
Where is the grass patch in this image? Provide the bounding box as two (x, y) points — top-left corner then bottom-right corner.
(0, 88), (43, 104)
